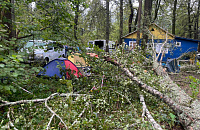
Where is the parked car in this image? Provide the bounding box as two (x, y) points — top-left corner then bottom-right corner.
(22, 40), (65, 65)
(43, 41), (65, 63)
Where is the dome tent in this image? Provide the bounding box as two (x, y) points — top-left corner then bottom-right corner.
(37, 58), (82, 78)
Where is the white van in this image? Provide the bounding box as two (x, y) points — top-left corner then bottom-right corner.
(87, 40), (115, 52)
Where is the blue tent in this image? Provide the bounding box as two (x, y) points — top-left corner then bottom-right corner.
(37, 58), (82, 78)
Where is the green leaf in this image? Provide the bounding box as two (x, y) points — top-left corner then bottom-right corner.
(0, 64), (5, 67)
(4, 86), (10, 91)
(12, 73), (18, 77)
(15, 118), (19, 123)
(169, 113), (176, 121)
(12, 55), (17, 58)
(0, 58), (4, 62)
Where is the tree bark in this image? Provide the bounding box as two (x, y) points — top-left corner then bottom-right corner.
(136, 0), (142, 45)
(133, 10), (138, 31)
(194, 0), (200, 39)
(74, 1), (80, 40)
(152, 61), (200, 130)
(152, 0), (161, 23)
(119, 0), (123, 45)
(3, 0), (16, 40)
(187, 0), (192, 38)
(172, 0), (177, 35)
(128, 0), (133, 33)
(142, 0), (152, 51)
(140, 95), (163, 130)
(106, 0), (110, 52)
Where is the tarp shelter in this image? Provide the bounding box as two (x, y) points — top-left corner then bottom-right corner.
(37, 58), (82, 78)
(165, 58), (180, 73)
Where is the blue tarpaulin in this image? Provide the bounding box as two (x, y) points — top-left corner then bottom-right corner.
(165, 58), (180, 73)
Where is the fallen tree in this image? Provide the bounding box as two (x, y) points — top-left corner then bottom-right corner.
(104, 56), (200, 130)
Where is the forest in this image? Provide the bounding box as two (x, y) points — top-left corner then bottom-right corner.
(0, 0), (200, 129)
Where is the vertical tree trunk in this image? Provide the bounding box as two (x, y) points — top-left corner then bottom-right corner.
(153, 0), (161, 23)
(136, 0), (142, 45)
(106, 0), (109, 52)
(119, 0), (123, 45)
(3, 0), (16, 39)
(142, 0), (152, 51)
(172, 0), (177, 35)
(187, 0), (192, 38)
(133, 10), (138, 31)
(74, 1), (79, 40)
(128, 0), (133, 33)
(194, 0), (200, 39)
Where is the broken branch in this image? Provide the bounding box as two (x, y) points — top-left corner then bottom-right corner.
(140, 95), (163, 130)
(45, 93), (68, 130)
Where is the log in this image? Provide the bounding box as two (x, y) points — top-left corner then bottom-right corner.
(104, 56), (200, 130)
(152, 62), (200, 130)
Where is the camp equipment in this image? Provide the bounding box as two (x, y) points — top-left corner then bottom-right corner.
(165, 58), (180, 73)
(37, 58), (82, 78)
(68, 53), (87, 67)
(68, 53), (91, 76)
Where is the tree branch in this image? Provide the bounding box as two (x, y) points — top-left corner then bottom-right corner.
(7, 108), (18, 130)
(70, 101), (90, 127)
(45, 93), (68, 130)
(140, 94), (163, 130)
(46, 114), (55, 130)
(0, 93), (92, 108)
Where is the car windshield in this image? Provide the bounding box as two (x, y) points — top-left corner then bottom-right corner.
(47, 42), (63, 50)
(24, 41), (46, 48)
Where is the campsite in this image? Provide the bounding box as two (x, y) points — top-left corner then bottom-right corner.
(1, 0), (200, 130)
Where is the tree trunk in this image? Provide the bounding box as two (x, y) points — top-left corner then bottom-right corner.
(3, 0), (16, 40)
(152, 0), (161, 23)
(128, 0), (133, 33)
(119, 0), (123, 45)
(133, 10), (138, 31)
(74, 1), (79, 40)
(142, 0), (152, 51)
(194, 0), (200, 39)
(136, 0), (142, 45)
(152, 62), (200, 130)
(106, 0), (110, 52)
(187, 0), (192, 38)
(172, 0), (177, 35)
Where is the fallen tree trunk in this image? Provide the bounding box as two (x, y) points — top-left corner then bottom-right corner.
(104, 56), (200, 130)
(152, 62), (200, 130)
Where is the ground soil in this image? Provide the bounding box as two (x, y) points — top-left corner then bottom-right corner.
(168, 65), (200, 100)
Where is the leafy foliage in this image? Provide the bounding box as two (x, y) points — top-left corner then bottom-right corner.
(0, 45), (180, 129)
(2, 0), (197, 129)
